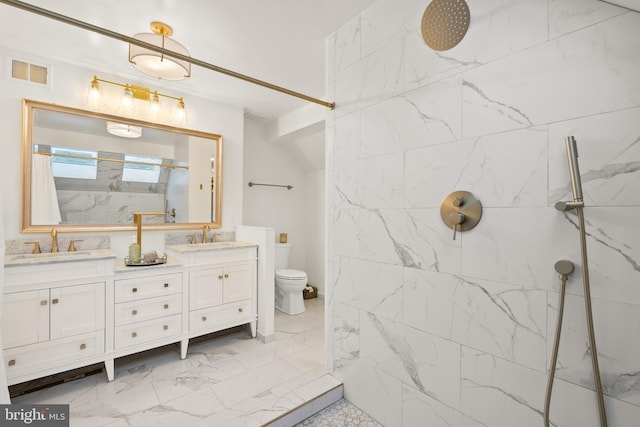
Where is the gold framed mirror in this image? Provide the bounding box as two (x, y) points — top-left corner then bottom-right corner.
(22, 99), (222, 233)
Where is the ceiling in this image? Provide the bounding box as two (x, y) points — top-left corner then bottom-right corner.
(0, 0), (377, 120)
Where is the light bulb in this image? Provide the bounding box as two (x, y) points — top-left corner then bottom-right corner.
(149, 91), (161, 116)
(120, 84), (134, 112)
(174, 97), (186, 124)
(87, 76), (102, 108)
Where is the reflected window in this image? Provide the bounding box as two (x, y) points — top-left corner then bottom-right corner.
(49, 146), (98, 179)
(122, 154), (161, 183)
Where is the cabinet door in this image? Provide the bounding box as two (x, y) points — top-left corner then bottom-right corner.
(189, 268), (224, 310)
(2, 290), (49, 348)
(50, 282), (105, 339)
(223, 263), (252, 303)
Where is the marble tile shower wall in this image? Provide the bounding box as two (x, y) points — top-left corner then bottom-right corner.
(326, 1), (640, 426)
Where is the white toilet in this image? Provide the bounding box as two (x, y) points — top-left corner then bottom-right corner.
(274, 243), (308, 315)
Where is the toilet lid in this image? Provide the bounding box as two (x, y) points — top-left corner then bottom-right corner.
(276, 269), (307, 279)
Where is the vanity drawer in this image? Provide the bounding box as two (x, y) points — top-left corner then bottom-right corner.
(114, 294), (182, 326)
(4, 331), (104, 380)
(114, 314), (182, 349)
(189, 300), (252, 333)
(114, 273), (182, 303)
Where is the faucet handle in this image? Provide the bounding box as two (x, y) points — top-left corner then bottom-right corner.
(212, 233), (219, 243)
(188, 234), (196, 244)
(25, 242), (41, 254)
(68, 240), (83, 252)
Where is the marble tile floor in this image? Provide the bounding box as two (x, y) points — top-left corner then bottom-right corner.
(11, 298), (330, 426)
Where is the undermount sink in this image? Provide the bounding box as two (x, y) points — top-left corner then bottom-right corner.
(166, 241), (258, 253)
(5, 249), (116, 266)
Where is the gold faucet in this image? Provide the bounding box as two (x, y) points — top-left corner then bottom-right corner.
(202, 225), (210, 243)
(50, 228), (59, 253)
(133, 212), (165, 251)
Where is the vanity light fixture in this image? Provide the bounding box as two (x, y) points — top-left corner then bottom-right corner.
(129, 21), (191, 80)
(106, 121), (142, 139)
(89, 75), (186, 119)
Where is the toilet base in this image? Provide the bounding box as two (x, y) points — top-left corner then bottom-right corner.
(275, 285), (306, 315)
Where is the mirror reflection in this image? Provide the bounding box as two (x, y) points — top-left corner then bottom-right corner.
(22, 99), (222, 232)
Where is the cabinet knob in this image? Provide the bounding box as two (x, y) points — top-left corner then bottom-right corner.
(164, 283), (169, 288)
(218, 275), (223, 280)
(132, 332), (137, 338)
(163, 325), (169, 330)
(224, 273), (229, 279)
(132, 310), (138, 315)
(40, 300), (48, 306)
(8, 359), (15, 367)
(132, 287), (138, 293)
(80, 343), (86, 350)
(164, 304), (169, 309)
(238, 308), (243, 313)
(202, 316), (207, 322)
(51, 298), (59, 304)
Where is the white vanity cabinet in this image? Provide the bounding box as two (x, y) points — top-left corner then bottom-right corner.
(2, 254), (112, 386)
(165, 243), (258, 358)
(112, 270), (183, 352)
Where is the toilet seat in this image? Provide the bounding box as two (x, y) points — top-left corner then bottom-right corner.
(275, 269), (307, 280)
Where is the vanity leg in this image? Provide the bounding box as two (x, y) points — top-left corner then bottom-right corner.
(180, 339), (189, 359)
(250, 320), (257, 338)
(104, 359), (114, 381)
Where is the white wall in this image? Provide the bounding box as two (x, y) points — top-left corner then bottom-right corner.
(327, 1), (640, 426)
(0, 46), (245, 256)
(243, 120), (326, 293)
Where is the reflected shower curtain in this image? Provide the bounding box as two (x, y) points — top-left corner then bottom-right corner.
(32, 153), (61, 225)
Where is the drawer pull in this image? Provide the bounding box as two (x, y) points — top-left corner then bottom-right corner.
(132, 310), (138, 315)
(8, 359), (15, 367)
(51, 298), (59, 304)
(218, 275), (223, 280)
(80, 343), (86, 350)
(40, 300), (47, 306)
(224, 274), (229, 279)
(163, 325), (169, 330)
(238, 307), (243, 313)
(202, 316), (207, 322)
(164, 304), (169, 309)
(132, 287), (138, 293)
(164, 283), (169, 288)
(132, 332), (137, 338)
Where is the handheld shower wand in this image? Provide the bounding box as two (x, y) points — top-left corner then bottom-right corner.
(547, 136), (607, 427)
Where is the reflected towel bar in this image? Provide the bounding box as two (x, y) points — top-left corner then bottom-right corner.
(248, 182), (293, 190)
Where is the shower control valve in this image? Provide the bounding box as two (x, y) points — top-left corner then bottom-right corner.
(440, 191), (482, 241)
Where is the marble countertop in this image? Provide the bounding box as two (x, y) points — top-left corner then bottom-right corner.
(4, 248), (117, 267)
(165, 240), (258, 253)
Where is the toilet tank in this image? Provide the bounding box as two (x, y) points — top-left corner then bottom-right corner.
(274, 243), (291, 271)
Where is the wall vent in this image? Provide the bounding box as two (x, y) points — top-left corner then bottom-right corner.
(11, 59), (49, 85)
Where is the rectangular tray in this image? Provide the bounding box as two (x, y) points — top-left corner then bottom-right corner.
(124, 254), (167, 267)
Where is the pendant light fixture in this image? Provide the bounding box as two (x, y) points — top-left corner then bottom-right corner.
(129, 21), (191, 80)
(106, 122), (142, 139)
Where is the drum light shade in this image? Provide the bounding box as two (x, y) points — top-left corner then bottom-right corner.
(129, 22), (191, 81)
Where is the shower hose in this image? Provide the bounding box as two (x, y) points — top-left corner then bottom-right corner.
(544, 206), (607, 427)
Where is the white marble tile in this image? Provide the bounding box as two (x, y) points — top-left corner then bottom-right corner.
(405, 126), (548, 209)
(549, 107), (640, 207)
(334, 111), (361, 164)
(404, 268), (547, 371)
(333, 302), (360, 357)
(556, 207), (640, 305)
(547, 293), (640, 407)
(333, 208), (360, 258)
(360, 312), (461, 409)
(334, 15), (362, 73)
(463, 12), (640, 137)
(549, 0), (626, 39)
(406, 0), (549, 91)
(333, 257), (403, 321)
(402, 383), (484, 427)
(362, 152), (404, 208)
(461, 347), (546, 427)
(334, 356), (402, 427)
(335, 159), (363, 209)
(361, 76), (462, 158)
(360, 0), (414, 57)
(334, 37), (405, 118)
(462, 207), (576, 290)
